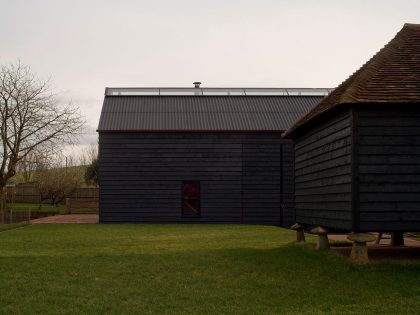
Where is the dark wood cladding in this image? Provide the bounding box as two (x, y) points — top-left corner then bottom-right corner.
(293, 110), (353, 230)
(357, 106), (420, 231)
(293, 105), (420, 232)
(281, 141), (295, 227)
(286, 24), (420, 232)
(99, 132), (294, 226)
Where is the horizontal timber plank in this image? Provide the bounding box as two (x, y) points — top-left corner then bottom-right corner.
(295, 165), (351, 183)
(295, 155), (351, 177)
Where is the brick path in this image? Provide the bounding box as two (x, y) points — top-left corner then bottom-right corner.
(31, 214), (99, 224)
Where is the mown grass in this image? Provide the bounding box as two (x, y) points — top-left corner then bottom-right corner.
(8, 202), (66, 214)
(0, 222), (28, 232)
(0, 224), (419, 314)
(8, 203), (96, 214)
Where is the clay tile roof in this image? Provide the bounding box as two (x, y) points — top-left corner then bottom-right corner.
(285, 23), (420, 137)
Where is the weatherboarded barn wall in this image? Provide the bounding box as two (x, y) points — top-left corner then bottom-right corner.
(99, 132), (294, 226)
(98, 94), (324, 226)
(357, 106), (420, 231)
(286, 24), (420, 233)
(293, 110), (353, 230)
(292, 106), (420, 232)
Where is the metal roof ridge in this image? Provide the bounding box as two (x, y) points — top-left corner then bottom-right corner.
(105, 87), (332, 96)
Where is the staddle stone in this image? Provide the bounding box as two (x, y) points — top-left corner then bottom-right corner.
(290, 223), (305, 243)
(290, 223), (304, 230)
(347, 233), (375, 265)
(311, 226), (328, 235)
(347, 233), (376, 243)
(311, 226), (330, 250)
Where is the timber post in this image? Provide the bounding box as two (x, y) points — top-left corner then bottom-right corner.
(391, 232), (404, 246)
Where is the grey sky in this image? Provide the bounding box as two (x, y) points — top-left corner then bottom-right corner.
(1, 0), (420, 151)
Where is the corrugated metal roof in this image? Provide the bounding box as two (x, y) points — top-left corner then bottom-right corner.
(97, 95), (323, 132)
(285, 23), (420, 137)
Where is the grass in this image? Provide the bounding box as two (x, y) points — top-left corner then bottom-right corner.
(0, 225), (419, 314)
(0, 222), (28, 232)
(7, 202), (66, 214)
(7, 203), (96, 214)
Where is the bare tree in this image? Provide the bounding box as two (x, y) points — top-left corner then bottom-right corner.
(79, 144), (98, 166)
(0, 61), (85, 197)
(35, 153), (83, 207)
(17, 148), (50, 182)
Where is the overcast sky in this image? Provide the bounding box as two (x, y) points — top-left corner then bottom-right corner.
(1, 0), (420, 153)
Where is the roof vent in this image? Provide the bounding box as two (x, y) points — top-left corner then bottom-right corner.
(193, 82), (202, 88)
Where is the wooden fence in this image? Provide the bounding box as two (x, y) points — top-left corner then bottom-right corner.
(6, 183), (40, 204)
(71, 188), (99, 199)
(0, 209), (31, 224)
(6, 184), (99, 205)
(66, 197), (99, 214)
(67, 188), (99, 213)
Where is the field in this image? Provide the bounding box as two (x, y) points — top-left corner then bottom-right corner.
(0, 224), (419, 314)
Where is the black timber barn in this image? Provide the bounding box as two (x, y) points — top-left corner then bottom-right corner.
(97, 87), (326, 226)
(285, 24), (420, 233)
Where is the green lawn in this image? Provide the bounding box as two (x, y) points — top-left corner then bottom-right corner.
(0, 225), (419, 314)
(8, 203), (96, 215)
(0, 222), (28, 232)
(8, 202), (66, 214)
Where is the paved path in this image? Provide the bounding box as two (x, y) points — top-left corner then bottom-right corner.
(31, 214), (99, 224)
